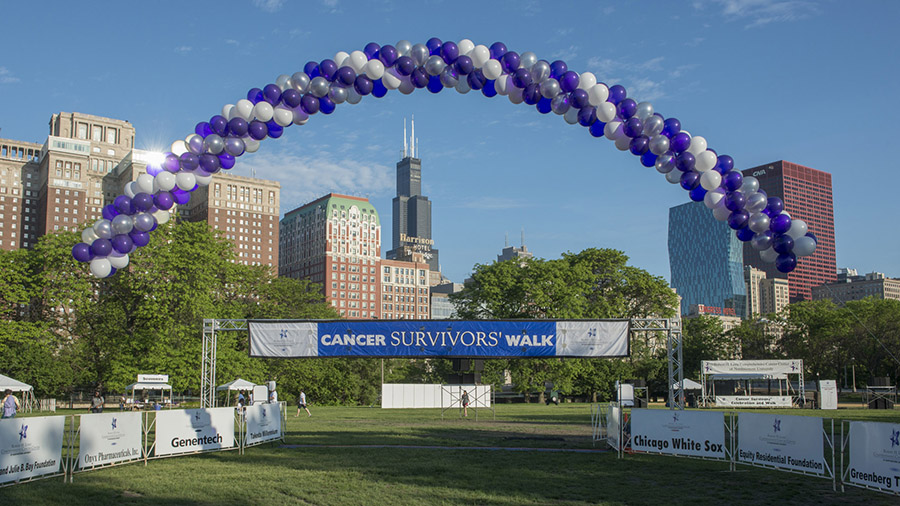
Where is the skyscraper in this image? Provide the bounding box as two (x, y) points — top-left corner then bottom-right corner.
(669, 201), (746, 317)
(387, 118), (440, 273)
(742, 161), (836, 302)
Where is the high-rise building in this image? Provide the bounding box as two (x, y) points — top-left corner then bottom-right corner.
(812, 271), (900, 304)
(387, 118), (440, 273)
(760, 277), (790, 314)
(742, 161), (836, 302)
(744, 266), (765, 317)
(498, 230), (533, 263)
(380, 257), (431, 320)
(0, 138), (41, 250)
(279, 193), (382, 319)
(430, 282), (463, 319)
(669, 201), (746, 318)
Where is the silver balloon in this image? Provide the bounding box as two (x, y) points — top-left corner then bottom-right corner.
(290, 72), (310, 93)
(704, 188), (725, 209)
(519, 51), (538, 71)
(635, 102), (654, 120)
(439, 67), (459, 88)
(243, 138), (260, 153)
(455, 76), (471, 94)
(81, 227), (99, 244)
(224, 137), (245, 156)
(751, 232), (774, 251)
(614, 135), (631, 151)
(424, 55), (446, 76)
(643, 115), (664, 137)
(563, 106), (579, 124)
(186, 134), (205, 155)
(655, 153), (676, 173)
(666, 169), (683, 184)
(551, 93), (570, 114)
(111, 214), (134, 235)
(395, 40), (412, 56)
(712, 200), (731, 221)
(748, 212), (771, 233)
(93, 219), (113, 239)
(346, 87), (362, 104)
(133, 213), (156, 232)
(204, 134), (225, 154)
(539, 78), (560, 98)
(309, 76), (330, 98)
(759, 247), (779, 263)
(649, 135), (670, 156)
(793, 236), (816, 257)
(329, 85), (348, 104)
(531, 60), (551, 83)
(745, 192), (768, 213)
(739, 176), (759, 194)
(410, 43), (429, 65)
(275, 74), (291, 90)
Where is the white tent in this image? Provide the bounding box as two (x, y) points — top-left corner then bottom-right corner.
(0, 373), (34, 413)
(216, 378), (256, 406)
(674, 378), (703, 390)
(126, 381), (172, 406)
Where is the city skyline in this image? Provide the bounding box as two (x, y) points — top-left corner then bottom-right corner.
(1, 2), (898, 283)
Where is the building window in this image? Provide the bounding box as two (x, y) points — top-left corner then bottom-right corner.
(106, 129), (117, 144)
(92, 127), (102, 142)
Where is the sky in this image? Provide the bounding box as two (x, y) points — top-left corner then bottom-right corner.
(2, 0), (899, 283)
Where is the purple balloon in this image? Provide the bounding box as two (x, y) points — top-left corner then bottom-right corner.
(765, 197), (784, 215)
(623, 117), (643, 138)
(736, 226), (755, 242)
(316, 97), (335, 115)
(336, 66), (356, 86)
(440, 41), (459, 64)
(577, 106), (596, 126)
(670, 132), (692, 153)
(129, 230), (150, 247)
(146, 164), (162, 177)
(112, 234), (134, 255)
(227, 117), (249, 137)
(523, 83), (541, 104)
(114, 195), (133, 215)
(490, 42), (508, 59)
(724, 191), (746, 211)
(303, 61), (318, 76)
(607, 84), (626, 104)
(378, 45), (399, 66)
(318, 59), (338, 81)
(266, 120), (285, 137)
(629, 136), (650, 155)
(163, 153), (180, 173)
(675, 151), (695, 172)
(512, 68), (532, 88)
(773, 234), (794, 254)
(771, 213), (792, 234)
(218, 151), (236, 169)
(549, 60), (568, 80)
(263, 84), (282, 104)
(90, 238), (112, 257)
(195, 122), (213, 137)
(209, 115), (228, 136)
(467, 70), (486, 90)
(425, 38), (442, 55)
(558, 71), (579, 93)
(154, 191), (175, 210)
(728, 211), (750, 230)
(199, 153), (220, 173)
(132, 193), (154, 212)
(395, 56), (416, 76)
(364, 42), (381, 59)
(248, 120), (268, 140)
(247, 87), (264, 103)
(355, 75), (374, 95)
(570, 89), (589, 109)
(661, 117), (682, 138)
(714, 154), (734, 173)
(171, 189), (191, 205)
(723, 171), (744, 191)
(300, 94), (320, 114)
(617, 99), (638, 119)
(775, 252), (797, 273)
(680, 171), (700, 190)
(454, 55), (474, 75)
(72, 243), (92, 262)
(501, 51), (520, 73)
(102, 204), (118, 221)
(180, 152), (199, 171)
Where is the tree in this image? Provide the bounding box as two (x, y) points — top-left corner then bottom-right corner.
(682, 315), (737, 379)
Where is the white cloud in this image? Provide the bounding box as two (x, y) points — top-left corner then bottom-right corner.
(698, 0), (820, 28)
(253, 0), (285, 12)
(551, 45), (580, 62)
(0, 67), (19, 84)
(457, 197), (528, 210)
(174, 46), (193, 53)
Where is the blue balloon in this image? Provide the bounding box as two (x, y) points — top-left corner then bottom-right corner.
(670, 132), (691, 153)
(501, 51), (520, 73)
(441, 41), (460, 64)
(132, 193), (154, 212)
(623, 117), (643, 138)
(773, 233), (794, 254)
(722, 171), (743, 192)
(396, 56), (416, 76)
(523, 83), (541, 105)
(318, 60), (337, 81)
(218, 152), (236, 169)
(467, 70), (486, 90)
(549, 60), (568, 80)
(577, 106), (596, 126)
(303, 61), (318, 76)
(641, 150), (658, 168)
(427, 75), (443, 93)
(728, 211), (750, 230)
(736, 226), (755, 242)
(675, 152), (695, 172)
(249, 120), (269, 140)
(629, 136), (649, 155)
(372, 79), (388, 98)
(680, 171), (700, 190)
(378, 45), (399, 67)
(114, 195), (133, 215)
(411, 68), (429, 88)
(490, 41), (508, 59)
(426, 38), (442, 56)
(354, 75), (374, 95)
(714, 154), (734, 173)
(90, 238), (112, 257)
(228, 117), (249, 137)
(72, 243), (92, 262)
(481, 80), (497, 97)
(689, 185), (707, 202)
(209, 115), (228, 136)
(281, 89), (302, 108)
(617, 99), (638, 120)
(570, 89), (590, 109)
(775, 252), (797, 273)
(130, 230), (150, 247)
(765, 197), (784, 215)
(318, 97), (335, 115)
(195, 122), (212, 137)
(454, 55), (474, 75)
(247, 88), (264, 104)
(724, 191), (746, 211)
(589, 120), (606, 138)
(102, 204), (118, 221)
(266, 120), (284, 137)
(771, 214), (792, 234)
(536, 97), (552, 114)
(364, 42), (382, 59)
(336, 66), (357, 86)
(300, 94), (320, 115)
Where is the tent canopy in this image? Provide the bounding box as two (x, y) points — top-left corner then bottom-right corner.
(674, 378), (703, 390)
(0, 373), (32, 392)
(126, 382), (172, 391)
(216, 378), (256, 391)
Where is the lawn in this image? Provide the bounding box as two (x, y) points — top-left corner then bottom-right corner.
(2, 404), (898, 505)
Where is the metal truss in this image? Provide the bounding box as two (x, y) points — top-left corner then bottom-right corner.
(630, 317), (684, 410)
(201, 319), (249, 408)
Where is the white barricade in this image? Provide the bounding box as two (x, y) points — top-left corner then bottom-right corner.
(155, 407), (236, 456)
(737, 412), (830, 477)
(76, 412), (143, 470)
(629, 409), (727, 460)
(245, 403), (283, 446)
(0, 415), (66, 486)
(843, 421), (900, 495)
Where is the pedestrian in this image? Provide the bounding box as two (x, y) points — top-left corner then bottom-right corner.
(296, 390), (311, 417)
(90, 391), (104, 413)
(461, 389), (470, 417)
(2, 389), (20, 419)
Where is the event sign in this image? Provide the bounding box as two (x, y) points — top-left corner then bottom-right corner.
(138, 374), (168, 383)
(77, 412), (142, 469)
(716, 396), (792, 408)
(629, 409), (726, 458)
(847, 421), (900, 493)
(245, 404), (282, 445)
(702, 360), (802, 376)
(607, 404), (621, 451)
(737, 413), (825, 475)
(0, 416), (65, 484)
(819, 380), (838, 410)
(249, 320), (630, 358)
(155, 408), (235, 456)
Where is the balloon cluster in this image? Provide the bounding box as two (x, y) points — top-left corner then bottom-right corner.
(72, 38), (815, 277)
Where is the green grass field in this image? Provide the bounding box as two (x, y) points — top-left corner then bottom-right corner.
(3, 404), (899, 505)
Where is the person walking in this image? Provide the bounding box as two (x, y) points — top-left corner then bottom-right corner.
(296, 390), (311, 417)
(90, 391), (104, 413)
(461, 389), (470, 417)
(2, 390), (20, 419)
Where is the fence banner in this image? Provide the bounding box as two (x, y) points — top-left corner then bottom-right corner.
(737, 413), (826, 475)
(0, 416), (65, 484)
(702, 360), (801, 376)
(154, 408), (235, 456)
(607, 403), (620, 451)
(76, 412), (143, 469)
(819, 380), (838, 410)
(847, 421), (900, 493)
(245, 404), (282, 445)
(716, 396), (792, 408)
(249, 319), (629, 358)
(629, 409), (725, 458)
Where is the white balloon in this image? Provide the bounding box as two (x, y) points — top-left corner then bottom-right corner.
(596, 102), (616, 123)
(194, 173), (212, 187)
(704, 188), (725, 209)
(175, 172), (196, 191)
(688, 136), (708, 155)
(292, 107), (309, 125)
(235, 99), (254, 120)
(759, 247), (779, 263)
(90, 258), (112, 278)
(252, 101), (274, 122)
(244, 138), (260, 153)
(273, 106), (294, 127)
(787, 219), (808, 239)
(155, 171), (176, 191)
(154, 209), (171, 225)
(578, 72), (597, 91)
(382, 68), (402, 89)
(222, 104), (235, 119)
(136, 174), (155, 194)
(588, 84), (609, 106)
(604, 121), (624, 140)
(170, 140), (187, 156)
(495, 75), (511, 95)
(109, 254), (130, 269)
(712, 199), (731, 221)
(123, 181), (136, 198)
(564, 107), (579, 125)
(695, 150), (718, 172)
(457, 39), (475, 56)
(508, 86), (524, 104)
(81, 227), (99, 244)
(334, 51), (350, 67)
(793, 236), (816, 257)
(482, 59), (502, 80)
(699, 170), (722, 191)
(470, 45), (490, 67)
(349, 51), (368, 73)
(364, 59), (385, 80)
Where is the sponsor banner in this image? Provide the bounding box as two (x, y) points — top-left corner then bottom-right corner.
(716, 396), (792, 408)
(737, 413), (826, 474)
(702, 359), (802, 376)
(245, 404), (282, 445)
(607, 404), (620, 451)
(819, 380), (838, 410)
(77, 412), (142, 469)
(0, 416), (65, 484)
(155, 408), (235, 456)
(848, 421), (900, 493)
(138, 374), (168, 383)
(629, 409), (726, 458)
(249, 320), (629, 358)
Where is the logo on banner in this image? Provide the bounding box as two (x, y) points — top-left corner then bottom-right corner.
(773, 419), (781, 433)
(891, 429), (899, 448)
(111, 418), (117, 430)
(19, 424), (27, 441)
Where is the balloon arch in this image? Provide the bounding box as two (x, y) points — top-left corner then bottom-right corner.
(71, 38), (817, 277)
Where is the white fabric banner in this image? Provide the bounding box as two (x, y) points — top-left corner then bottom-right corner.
(77, 412), (142, 469)
(716, 395), (792, 407)
(819, 380), (838, 410)
(607, 404), (620, 451)
(249, 321), (318, 358)
(155, 408), (235, 456)
(702, 359), (802, 376)
(0, 416), (65, 484)
(737, 413), (826, 474)
(847, 421), (900, 493)
(555, 321), (629, 357)
(245, 404), (282, 445)
(629, 409), (726, 458)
